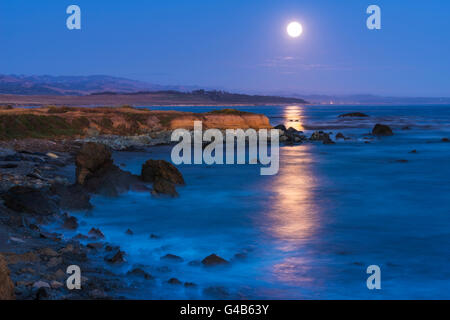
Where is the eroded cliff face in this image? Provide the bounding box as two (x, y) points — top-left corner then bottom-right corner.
(0, 107), (272, 140)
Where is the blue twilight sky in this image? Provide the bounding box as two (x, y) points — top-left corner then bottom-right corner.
(0, 0), (449, 96)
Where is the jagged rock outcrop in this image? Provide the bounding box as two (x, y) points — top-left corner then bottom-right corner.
(2, 186), (59, 215)
(141, 159), (185, 197)
(76, 142), (145, 197)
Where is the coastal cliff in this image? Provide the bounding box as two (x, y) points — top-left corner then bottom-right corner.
(0, 106), (271, 141)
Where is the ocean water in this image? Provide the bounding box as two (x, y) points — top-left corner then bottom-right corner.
(69, 105), (450, 299)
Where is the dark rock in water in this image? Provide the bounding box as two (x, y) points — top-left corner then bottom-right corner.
(0, 254), (15, 300)
(149, 234), (160, 239)
(168, 278), (182, 285)
(372, 124), (394, 136)
(88, 228), (105, 239)
(274, 124), (287, 131)
(87, 243), (103, 250)
(125, 229), (134, 235)
(2, 186), (59, 216)
(62, 215), (79, 230)
(75, 143), (112, 185)
(127, 268), (153, 280)
(409, 150), (418, 154)
(75, 142), (145, 197)
(310, 131), (335, 144)
(338, 112), (369, 118)
(395, 159), (409, 163)
(51, 183), (92, 211)
(161, 254), (183, 262)
(104, 249), (125, 264)
(335, 132), (345, 140)
(83, 164), (143, 197)
(442, 138), (449, 142)
(184, 282), (197, 288)
(141, 159), (185, 185)
(201, 254), (229, 266)
(152, 178), (178, 197)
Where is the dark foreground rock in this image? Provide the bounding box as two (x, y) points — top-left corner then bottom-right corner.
(75, 142), (113, 185)
(2, 186), (59, 216)
(201, 254), (229, 266)
(152, 178), (179, 197)
(141, 160), (185, 185)
(0, 254), (15, 300)
(76, 142), (146, 197)
(372, 124), (394, 136)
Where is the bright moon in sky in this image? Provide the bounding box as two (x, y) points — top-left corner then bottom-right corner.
(287, 21), (303, 38)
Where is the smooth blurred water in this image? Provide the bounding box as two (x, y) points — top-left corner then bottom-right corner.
(70, 105), (450, 299)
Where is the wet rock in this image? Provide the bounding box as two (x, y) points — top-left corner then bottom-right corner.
(152, 178), (179, 197)
(141, 159), (185, 185)
(184, 282), (197, 288)
(88, 228), (105, 239)
(335, 132), (345, 140)
(62, 215), (79, 230)
(310, 131), (335, 144)
(127, 268), (153, 280)
(104, 249), (125, 264)
(34, 287), (50, 300)
(75, 142), (113, 185)
(4, 252), (39, 264)
(409, 150), (418, 154)
(395, 159), (409, 163)
(338, 112), (369, 118)
(168, 278), (182, 285)
(75, 142), (144, 197)
(51, 183), (93, 211)
(201, 254), (229, 266)
(149, 234), (160, 239)
(125, 229), (134, 235)
(161, 254), (184, 262)
(2, 186), (59, 216)
(443, 138), (449, 142)
(87, 243), (103, 250)
(47, 257), (63, 268)
(274, 124), (287, 131)
(372, 124), (394, 136)
(39, 248), (58, 257)
(0, 254), (15, 300)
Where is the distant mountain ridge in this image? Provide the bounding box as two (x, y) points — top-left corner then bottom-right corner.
(0, 74), (198, 96)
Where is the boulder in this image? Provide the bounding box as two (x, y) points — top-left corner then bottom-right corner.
(339, 112), (369, 118)
(310, 131), (335, 144)
(161, 254), (184, 262)
(76, 143), (145, 197)
(2, 186), (59, 215)
(201, 254), (229, 266)
(372, 124), (394, 136)
(75, 143), (112, 185)
(152, 178), (178, 197)
(0, 254), (15, 300)
(62, 215), (79, 230)
(335, 132), (345, 140)
(88, 228), (105, 239)
(141, 160), (185, 185)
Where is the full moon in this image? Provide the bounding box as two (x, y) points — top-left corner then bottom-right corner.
(287, 21), (303, 38)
